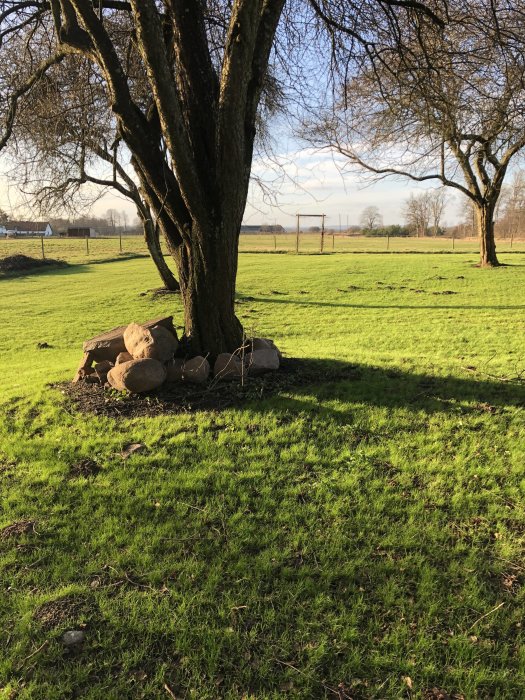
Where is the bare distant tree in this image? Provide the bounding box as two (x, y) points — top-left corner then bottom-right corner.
(360, 205), (382, 231)
(305, 1), (525, 267)
(499, 171), (525, 242)
(403, 193), (431, 238)
(429, 189), (447, 237)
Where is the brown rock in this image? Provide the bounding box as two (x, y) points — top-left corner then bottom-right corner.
(214, 353), (245, 381)
(107, 358), (167, 393)
(165, 358), (185, 382)
(116, 351), (133, 365)
(94, 360), (114, 382)
(251, 337), (282, 359)
(166, 356), (210, 384)
(83, 316), (175, 362)
(73, 351), (95, 382)
(245, 348), (280, 376)
(124, 323), (178, 363)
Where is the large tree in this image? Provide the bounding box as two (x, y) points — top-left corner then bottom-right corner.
(0, 0), (444, 354)
(306, 0), (525, 267)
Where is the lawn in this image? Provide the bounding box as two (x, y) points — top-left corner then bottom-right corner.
(1, 251), (524, 699)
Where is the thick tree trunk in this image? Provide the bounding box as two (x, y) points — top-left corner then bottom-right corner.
(143, 218), (179, 291)
(173, 221), (243, 357)
(476, 202), (500, 267)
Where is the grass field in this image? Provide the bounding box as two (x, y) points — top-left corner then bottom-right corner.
(1, 250), (525, 699)
(2, 233), (525, 267)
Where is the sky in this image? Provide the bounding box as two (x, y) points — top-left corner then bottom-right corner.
(0, 143), (466, 229)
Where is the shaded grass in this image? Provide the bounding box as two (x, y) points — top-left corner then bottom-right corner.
(1, 252), (525, 698)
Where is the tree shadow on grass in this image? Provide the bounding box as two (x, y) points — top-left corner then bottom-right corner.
(61, 357), (525, 419)
(239, 295), (525, 312)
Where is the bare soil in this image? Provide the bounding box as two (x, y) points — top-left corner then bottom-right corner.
(60, 358), (362, 418)
(0, 254), (68, 274)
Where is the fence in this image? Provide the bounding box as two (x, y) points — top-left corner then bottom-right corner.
(2, 233), (525, 265)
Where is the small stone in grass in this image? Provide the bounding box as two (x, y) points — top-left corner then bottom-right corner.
(62, 630), (85, 646)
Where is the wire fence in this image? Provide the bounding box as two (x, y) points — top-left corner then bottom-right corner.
(1, 233), (525, 266)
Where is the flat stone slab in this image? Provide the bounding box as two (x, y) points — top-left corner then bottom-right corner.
(83, 316), (174, 362)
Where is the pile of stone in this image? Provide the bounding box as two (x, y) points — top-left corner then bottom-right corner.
(73, 316), (281, 393)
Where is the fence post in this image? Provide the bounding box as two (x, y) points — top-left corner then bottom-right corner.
(119, 228), (123, 253)
(85, 234), (89, 255)
(41, 234), (45, 260)
(296, 214), (300, 254)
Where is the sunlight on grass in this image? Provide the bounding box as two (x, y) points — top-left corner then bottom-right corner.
(1, 252), (524, 698)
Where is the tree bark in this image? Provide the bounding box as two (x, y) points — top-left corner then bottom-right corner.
(142, 217), (179, 291)
(476, 201), (500, 267)
(168, 220), (243, 357)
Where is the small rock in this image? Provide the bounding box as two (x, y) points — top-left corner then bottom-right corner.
(62, 630), (85, 646)
(166, 356), (210, 384)
(107, 358), (167, 393)
(214, 353), (245, 381)
(245, 348), (280, 376)
(251, 337), (282, 359)
(94, 360), (114, 382)
(116, 351), (133, 365)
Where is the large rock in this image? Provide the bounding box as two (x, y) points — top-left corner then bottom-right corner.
(214, 353), (245, 381)
(83, 316), (175, 362)
(124, 323), (178, 363)
(245, 348), (280, 376)
(107, 358), (167, 393)
(166, 356), (210, 384)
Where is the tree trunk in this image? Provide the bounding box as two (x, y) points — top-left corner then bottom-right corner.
(476, 202), (500, 267)
(174, 221), (243, 357)
(143, 218), (179, 291)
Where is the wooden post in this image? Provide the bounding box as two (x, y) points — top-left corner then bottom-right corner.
(119, 228), (123, 253)
(274, 235), (277, 251)
(320, 214), (325, 253)
(332, 233), (335, 251)
(296, 214), (300, 254)
(387, 231), (390, 250)
(41, 234), (45, 260)
(85, 234), (89, 255)
(452, 229), (455, 250)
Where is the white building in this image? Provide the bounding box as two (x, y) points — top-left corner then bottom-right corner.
(1, 221), (54, 237)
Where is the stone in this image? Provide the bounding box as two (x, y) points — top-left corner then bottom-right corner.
(183, 356), (210, 384)
(107, 358), (167, 393)
(73, 351), (95, 382)
(244, 348), (280, 376)
(62, 630), (85, 647)
(166, 356), (210, 384)
(116, 351), (133, 365)
(124, 323), (178, 363)
(83, 316), (175, 362)
(165, 358), (185, 382)
(94, 360), (113, 382)
(214, 353), (245, 381)
(251, 337), (282, 359)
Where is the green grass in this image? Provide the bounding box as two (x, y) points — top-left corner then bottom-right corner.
(1, 251), (525, 699)
(2, 233), (525, 267)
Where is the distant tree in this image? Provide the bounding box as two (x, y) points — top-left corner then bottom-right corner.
(429, 189), (447, 237)
(360, 206), (382, 231)
(499, 171), (525, 242)
(403, 193), (431, 238)
(0, 207), (8, 226)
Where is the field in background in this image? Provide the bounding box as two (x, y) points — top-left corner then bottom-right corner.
(1, 252), (525, 698)
(2, 233), (525, 266)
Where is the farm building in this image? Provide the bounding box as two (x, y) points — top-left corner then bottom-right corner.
(1, 221), (54, 237)
(240, 224), (285, 234)
(65, 227), (101, 238)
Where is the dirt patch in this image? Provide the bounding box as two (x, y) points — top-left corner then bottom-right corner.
(69, 459), (101, 478)
(59, 358), (363, 418)
(0, 254), (68, 275)
(34, 596), (89, 631)
(0, 520), (36, 540)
